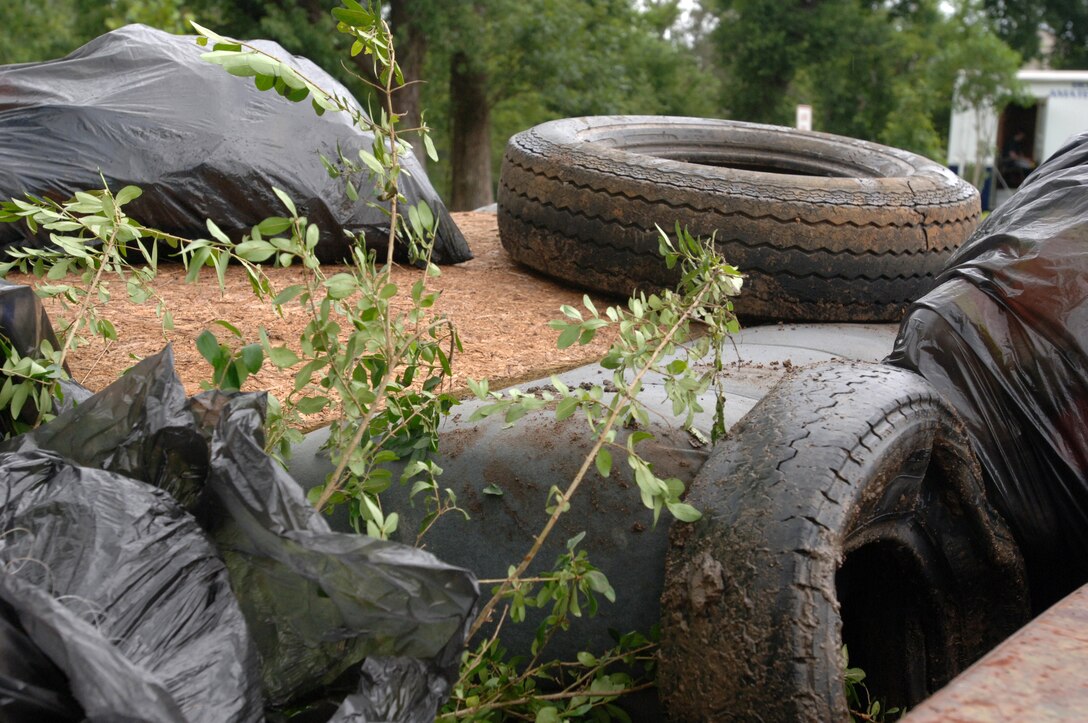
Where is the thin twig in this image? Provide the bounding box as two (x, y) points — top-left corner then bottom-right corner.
(467, 283), (714, 640)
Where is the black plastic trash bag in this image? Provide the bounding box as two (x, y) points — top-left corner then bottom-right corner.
(0, 24), (471, 265)
(888, 129), (1088, 609)
(0, 448), (262, 722)
(1, 341), (209, 509)
(1, 346), (478, 719)
(190, 387), (478, 709)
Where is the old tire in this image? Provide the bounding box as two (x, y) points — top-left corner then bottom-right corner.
(657, 362), (1028, 721)
(498, 116), (979, 322)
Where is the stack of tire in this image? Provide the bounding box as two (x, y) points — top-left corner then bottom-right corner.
(497, 118), (1088, 720)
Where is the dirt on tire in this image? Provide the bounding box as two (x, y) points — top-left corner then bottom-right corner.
(498, 116), (980, 323)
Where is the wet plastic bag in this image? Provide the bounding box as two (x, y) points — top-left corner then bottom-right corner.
(0, 448), (262, 722)
(190, 386), (478, 709)
(0, 346), (478, 720)
(888, 129), (1088, 608)
(0, 24), (471, 265)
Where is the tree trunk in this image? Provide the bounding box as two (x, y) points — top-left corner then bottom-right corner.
(449, 51), (493, 211)
(388, 0), (428, 164)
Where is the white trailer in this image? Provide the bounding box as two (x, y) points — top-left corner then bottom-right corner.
(947, 69), (1088, 209)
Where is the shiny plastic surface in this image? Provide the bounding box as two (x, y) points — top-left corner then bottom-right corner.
(888, 130), (1088, 608)
(0, 25), (470, 264)
(0, 346), (477, 721)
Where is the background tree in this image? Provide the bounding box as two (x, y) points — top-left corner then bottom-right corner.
(396, 0), (720, 209)
(984, 0), (1088, 68)
(3, 0), (1034, 201)
(708, 0), (1023, 162)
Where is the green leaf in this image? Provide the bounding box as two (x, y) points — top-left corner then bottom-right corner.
(584, 570), (616, 602)
(213, 319), (243, 337)
(285, 85), (309, 103)
(8, 381), (29, 420)
(358, 149), (384, 176)
(268, 345), (301, 368)
(272, 284), (305, 305)
(205, 218), (230, 244)
(557, 324), (580, 349)
(256, 216), (292, 236)
(235, 240), (276, 263)
(325, 272), (357, 300)
(278, 64), (307, 90)
(0, 378), (14, 410)
(482, 484), (503, 496)
(272, 188), (297, 216)
(96, 319), (118, 341)
(666, 358), (688, 374)
(466, 378), (489, 399)
(423, 133), (438, 162)
(667, 501), (702, 522)
(240, 343), (263, 374)
(535, 706), (561, 723)
(595, 448), (612, 478)
(114, 186), (142, 206)
(555, 395), (578, 421)
(196, 330), (222, 365)
(296, 396), (328, 414)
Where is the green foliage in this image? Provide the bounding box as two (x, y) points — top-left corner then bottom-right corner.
(712, 0), (1024, 162)
(2, 4), (746, 717)
(445, 223), (740, 718)
(0, 0), (80, 64)
(0, 338), (65, 436)
(984, 0), (1088, 69)
(0, 0), (226, 65)
(196, 323), (263, 392)
(944, 1), (1026, 114)
(444, 534), (653, 719)
(468, 224), (740, 528)
(190, 9), (467, 540)
(0, 184), (173, 363)
(843, 646), (903, 723)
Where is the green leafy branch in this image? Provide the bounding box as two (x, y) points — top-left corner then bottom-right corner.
(465, 224), (742, 642)
(443, 533), (656, 721)
(191, 6), (463, 538)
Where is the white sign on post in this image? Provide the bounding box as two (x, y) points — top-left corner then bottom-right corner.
(796, 104), (812, 131)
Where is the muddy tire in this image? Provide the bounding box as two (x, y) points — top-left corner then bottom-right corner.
(497, 117), (979, 322)
(657, 362), (1028, 721)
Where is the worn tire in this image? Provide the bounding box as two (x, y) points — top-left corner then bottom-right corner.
(498, 117), (979, 322)
(657, 362), (1028, 721)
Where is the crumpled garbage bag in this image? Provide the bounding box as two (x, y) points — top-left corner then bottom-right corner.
(887, 129), (1088, 609)
(190, 386), (477, 708)
(0, 345), (478, 720)
(0, 24), (471, 265)
(0, 447), (261, 722)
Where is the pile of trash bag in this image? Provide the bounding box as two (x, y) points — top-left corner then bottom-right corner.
(888, 129), (1088, 610)
(0, 24), (471, 265)
(0, 338), (478, 721)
